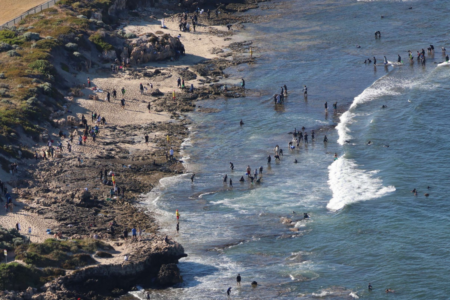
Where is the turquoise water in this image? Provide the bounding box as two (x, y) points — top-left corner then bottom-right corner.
(140, 0), (450, 298)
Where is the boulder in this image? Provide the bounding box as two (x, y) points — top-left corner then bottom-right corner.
(157, 263), (182, 286)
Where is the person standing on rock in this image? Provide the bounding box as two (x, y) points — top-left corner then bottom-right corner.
(177, 77), (181, 88)
(107, 91), (110, 102)
(131, 227), (137, 242)
(123, 228), (128, 241)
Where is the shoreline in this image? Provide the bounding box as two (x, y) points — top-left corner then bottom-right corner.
(0, 3), (259, 299)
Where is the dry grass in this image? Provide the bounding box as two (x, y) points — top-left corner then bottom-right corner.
(0, 0), (49, 25)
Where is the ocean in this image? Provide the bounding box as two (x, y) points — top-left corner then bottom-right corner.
(136, 0), (450, 298)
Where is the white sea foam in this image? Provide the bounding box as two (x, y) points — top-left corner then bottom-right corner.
(336, 75), (400, 145)
(327, 157), (396, 211)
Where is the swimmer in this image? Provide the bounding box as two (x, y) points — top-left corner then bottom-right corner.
(385, 289), (394, 293)
(382, 105), (387, 108)
(223, 174), (228, 182)
(427, 186), (431, 189)
(230, 162), (234, 171)
(367, 141), (372, 145)
(446, 54), (449, 62)
(334, 153), (338, 160)
(229, 178), (233, 186)
(411, 188), (416, 193)
(398, 54), (401, 63)
(256, 177), (261, 184)
(425, 193), (429, 197)
(368, 58), (372, 63)
(383, 144), (389, 148)
(368, 283), (373, 291)
(240, 119), (244, 126)
(356, 45), (361, 48)
(249, 176), (254, 183)
(303, 213), (309, 219)
(239, 176), (245, 182)
(275, 154), (280, 160)
(294, 159), (298, 163)
(190, 173), (195, 182)
(303, 85), (307, 96)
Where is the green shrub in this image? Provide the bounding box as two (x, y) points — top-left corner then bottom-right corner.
(22, 32), (40, 41)
(61, 62), (70, 72)
(89, 33), (113, 52)
(0, 42), (12, 52)
(7, 50), (20, 57)
(29, 60), (54, 75)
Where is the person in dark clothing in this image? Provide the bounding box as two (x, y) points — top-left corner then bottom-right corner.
(236, 274), (241, 286)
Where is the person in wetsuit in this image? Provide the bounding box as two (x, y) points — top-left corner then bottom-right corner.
(446, 55), (449, 62)
(398, 54), (401, 63)
(373, 57), (377, 65)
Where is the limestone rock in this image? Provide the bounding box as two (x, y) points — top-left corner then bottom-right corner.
(157, 263), (183, 286)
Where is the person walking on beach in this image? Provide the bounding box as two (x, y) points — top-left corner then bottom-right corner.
(169, 148), (174, 161)
(237, 274), (241, 286)
(121, 98), (125, 109)
(176, 209), (180, 221)
(140, 83), (144, 95)
(177, 77), (181, 88)
(182, 79), (185, 88)
(147, 102), (151, 113)
(107, 91), (110, 102)
(113, 89), (117, 99)
(145, 134), (149, 145)
(121, 87), (126, 96)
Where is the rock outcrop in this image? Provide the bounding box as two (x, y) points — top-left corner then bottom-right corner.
(0, 238), (186, 300)
(129, 34), (184, 64)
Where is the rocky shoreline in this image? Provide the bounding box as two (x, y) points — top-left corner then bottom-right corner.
(0, 0), (260, 299)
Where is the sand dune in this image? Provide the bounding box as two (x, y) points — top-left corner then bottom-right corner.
(0, 0), (50, 25)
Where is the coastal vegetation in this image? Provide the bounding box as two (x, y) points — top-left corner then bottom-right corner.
(0, 0), (118, 169)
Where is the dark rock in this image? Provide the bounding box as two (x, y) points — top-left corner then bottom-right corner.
(157, 263), (183, 286)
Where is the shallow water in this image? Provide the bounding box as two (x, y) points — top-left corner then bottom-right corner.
(137, 0), (450, 299)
